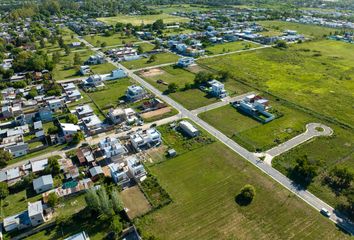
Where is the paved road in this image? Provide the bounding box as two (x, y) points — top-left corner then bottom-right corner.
(263, 123), (333, 164)
(75, 36), (354, 235)
(191, 92), (255, 115)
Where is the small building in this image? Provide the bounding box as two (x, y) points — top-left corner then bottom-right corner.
(83, 75), (103, 88)
(167, 149), (177, 157)
(47, 99), (64, 112)
(130, 128), (161, 151)
(64, 231), (90, 240)
(66, 89), (82, 102)
(37, 107), (53, 122)
(125, 85), (146, 102)
(31, 159), (48, 173)
(85, 55), (105, 65)
(127, 156), (146, 182)
(5, 143), (29, 158)
(28, 201), (45, 227)
(108, 163), (130, 186)
(80, 65), (91, 75)
(76, 147), (95, 165)
(75, 104), (94, 119)
(177, 57), (195, 68)
(99, 137), (126, 158)
(179, 120), (200, 137)
(82, 114), (103, 132)
(209, 79), (227, 98)
(3, 211), (31, 232)
(89, 166), (104, 181)
(101, 69), (127, 81)
(33, 175), (54, 194)
(108, 108), (125, 124)
(60, 123), (80, 139)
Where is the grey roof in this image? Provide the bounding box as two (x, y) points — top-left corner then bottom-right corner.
(28, 201), (43, 217)
(64, 231), (89, 240)
(5, 143), (28, 152)
(89, 166), (103, 177)
(33, 174), (53, 190)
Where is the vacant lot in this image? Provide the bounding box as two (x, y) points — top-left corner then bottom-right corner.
(83, 34), (138, 47)
(205, 41), (260, 55)
(199, 101), (316, 151)
(136, 142), (348, 240)
(52, 50), (116, 80)
(198, 40), (354, 128)
(258, 20), (337, 38)
(98, 14), (189, 26)
(87, 78), (133, 110)
(121, 186), (151, 219)
(122, 52), (179, 70)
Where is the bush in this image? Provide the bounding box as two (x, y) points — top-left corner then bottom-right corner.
(236, 184), (256, 206)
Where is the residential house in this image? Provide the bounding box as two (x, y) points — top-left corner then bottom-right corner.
(99, 137), (126, 158)
(33, 175), (54, 194)
(85, 55), (105, 65)
(130, 128), (161, 151)
(82, 75), (103, 88)
(37, 106), (53, 122)
(127, 156), (146, 182)
(108, 163), (130, 186)
(47, 99), (64, 112)
(125, 85), (146, 102)
(179, 120), (200, 137)
(124, 108), (137, 124)
(80, 65), (91, 75)
(28, 201), (45, 226)
(108, 107), (125, 124)
(76, 147), (95, 165)
(89, 166), (104, 181)
(208, 79), (227, 98)
(5, 143), (29, 158)
(82, 114), (103, 132)
(60, 123), (80, 141)
(100, 69), (127, 81)
(177, 57), (195, 67)
(75, 104), (94, 119)
(66, 89), (82, 102)
(31, 159), (48, 173)
(64, 231), (90, 240)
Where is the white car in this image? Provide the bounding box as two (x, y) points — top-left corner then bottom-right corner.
(320, 208), (331, 217)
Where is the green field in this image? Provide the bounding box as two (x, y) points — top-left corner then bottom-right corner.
(52, 50), (116, 80)
(87, 78), (134, 110)
(169, 89), (219, 110)
(205, 41), (260, 55)
(199, 101), (316, 151)
(136, 141), (348, 239)
(122, 52), (179, 70)
(151, 4), (213, 13)
(258, 21), (338, 38)
(98, 14), (189, 26)
(198, 40), (354, 128)
(83, 34), (138, 47)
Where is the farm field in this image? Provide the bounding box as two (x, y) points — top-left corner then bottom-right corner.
(52, 50), (116, 80)
(97, 14), (189, 26)
(199, 101), (316, 151)
(258, 20), (337, 38)
(136, 141), (348, 240)
(198, 40), (354, 128)
(87, 78), (134, 110)
(83, 34), (138, 47)
(122, 52), (179, 70)
(205, 41), (260, 55)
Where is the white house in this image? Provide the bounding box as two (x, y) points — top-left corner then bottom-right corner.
(101, 69), (127, 81)
(28, 201), (45, 227)
(130, 128), (161, 151)
(209, 79), (227, 98)
(179, 120), (200, 137)
(82, 114), (102, 131)
(31, 159), (48, 173)
(108, 163), (130, 186)
(108, 108), (125, 124)
(33, 175), (54, 194)
(5, 143), (29, 158)
(75, 104), (94, 119)
(47, 99), (64, 112)
(60, 123), (80, 140)
(127, 156), (146, 182)
(125, 85), (146, 102)
(99, 137), (126, 158)
(80, 65), (91, 75)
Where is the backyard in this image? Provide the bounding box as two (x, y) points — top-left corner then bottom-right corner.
(97, 13), (189, 26)
(83, 34), (138, 47)
(135, 141), (348, 240)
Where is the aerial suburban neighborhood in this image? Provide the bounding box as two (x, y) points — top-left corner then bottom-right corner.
(0, 0), (353, 239)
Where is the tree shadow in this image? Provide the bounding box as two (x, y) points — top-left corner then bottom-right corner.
(235, 194), (253, 206)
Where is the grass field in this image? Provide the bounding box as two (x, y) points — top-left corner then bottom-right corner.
(136, 141), (348, 239)
(205, 41), (260, 55)
(273, 123), (354, 208)
(151, 4), (213, 13)
(98, 14), (189, 26)
(198, 40), (354, 128)
(83, 34), (138, 47)
(52, 50), (116, 80)
(122, 52), (179, 70)
(87, 78), (134, 110)
(199, 101), (316, 151)
(258, 20), (338, 38)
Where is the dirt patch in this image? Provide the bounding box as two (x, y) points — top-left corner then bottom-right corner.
(140, 68), (165, 77)
(121, 186), (152, 219)
(141, 107), (171, 119)
(187, 64), (210, 74)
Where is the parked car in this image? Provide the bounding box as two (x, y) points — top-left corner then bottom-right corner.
(320, 208), (331, 217)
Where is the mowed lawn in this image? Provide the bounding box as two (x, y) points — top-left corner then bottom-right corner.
(258, 20), (337, 38)
(87, 78), (134, 110)
(122, 52), (179, 70)
(136, 142), (348, 240)
(83, 34), (138, 47)
(97, 13), (189, 26)
(205, 41), (260, 55)
(198, 40), (354, 127)
(199, 102), (316, 151)
(52, 50), (116, 80)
